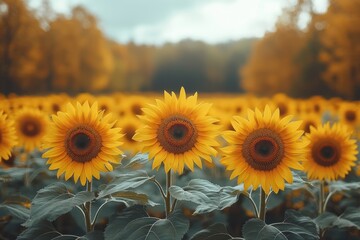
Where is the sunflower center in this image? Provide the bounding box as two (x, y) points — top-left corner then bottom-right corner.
(312, 140), (340, 167)
(254, 139), (275, 157)
(73, 133), (91, 150)
(345, 111), (356, 122)
(242, 128), (284, 171)
(320, 146), (335, 159)
(21, 119), (41, 137)
(124, 125), (136, 142)
(65, 125), (102, 163)
(157, 115), (198, 154)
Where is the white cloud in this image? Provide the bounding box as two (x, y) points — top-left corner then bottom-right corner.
(119, 0), (287, 44)
(28, 0), (329, 44)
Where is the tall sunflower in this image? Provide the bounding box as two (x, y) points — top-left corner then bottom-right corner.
(14, 108), (49, 152)
(221, 106), (307, 194)
(42, 102), (124, 185)
(303, 123), (358, 180)
(133, 87), (219, 174)
(0, 111), (17, 161)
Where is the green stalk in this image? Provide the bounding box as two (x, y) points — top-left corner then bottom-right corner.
(319, 181), (325, 215)
(84, 181), (93, 232)
(259, 188), (267, 221)
(165, 170), (172, 218)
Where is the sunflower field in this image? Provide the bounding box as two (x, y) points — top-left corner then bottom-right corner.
(0, 89), (360, 240)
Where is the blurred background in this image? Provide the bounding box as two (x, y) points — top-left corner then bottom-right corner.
(0, 0), (359, 99)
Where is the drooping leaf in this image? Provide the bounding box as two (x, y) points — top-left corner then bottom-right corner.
(169, 179), (244, 214)
(315, 207), (360, 230)
(105, 206), (189, 240)
(97, 170), (153, 199)
(191, 223), (243, 240)
(23, 182), (95, 227)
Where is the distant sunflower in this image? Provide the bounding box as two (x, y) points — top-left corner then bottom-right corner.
(117, 117), (141, 153)
(0, 111), (17, 161)
(14, 108), (49, 152)
(338, 102), (359, 128)
(272, 93), (295, 117)
(133, 87), (219, 174)
(299, 113), (322, 134)
(42, 102), (124, 185)
(303, 123), (358, 180)
(221, 106), (307, 194)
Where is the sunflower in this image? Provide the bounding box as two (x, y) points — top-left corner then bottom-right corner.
(299, 113), (322, 134)
(14, 108), (49, 152)
(0, 111), (17, 161)
(116, 116), (141, 154)
(338, 102), (359, 128)
(133, 87), (219, 174)
(272, 93), (296, 117)
(303, 123), (358, 180)
(42, 102), (124, 185)
(221, 106), (307, 194)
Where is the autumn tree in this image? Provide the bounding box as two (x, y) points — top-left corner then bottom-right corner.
(241, 0), (309, 96)
(319, 0), (360, 99)
(38, 5), (113, 93)
(0, 0), (45, 94)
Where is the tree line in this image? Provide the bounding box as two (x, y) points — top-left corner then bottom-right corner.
(1, 0), (359, 99)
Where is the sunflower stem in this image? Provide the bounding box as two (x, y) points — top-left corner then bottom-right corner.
(165, 170), (172, 218)
(259, 189), (267, 221)
(319, 180), (325, 215)
(247, 194), (259, 218)
(84, 181), (93, 232)
(151, 178), (167, 199)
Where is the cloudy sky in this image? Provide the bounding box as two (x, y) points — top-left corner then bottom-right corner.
(28, 0), (328, 45)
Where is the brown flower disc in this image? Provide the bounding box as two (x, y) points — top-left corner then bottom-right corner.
(124, 125), (136, 143)
(21, 118), (41, 137)
(345, 110), (356, 123)
(157, 115), (198, 154)
(242, 128), (284, 171)
(311, 140), (340, 167)
(65, 125), (102, 163)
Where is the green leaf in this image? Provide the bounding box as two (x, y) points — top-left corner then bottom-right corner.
(97, 170), (153, 199)
(328, 181), (360, 192)
(190, 223), (243, 240)
(105, 206), (189, 240)
(18, 221), (63, 240)
(23, 182), (95, 227)
(285, 171), (311, 191)
(0, 196), (31, 221)
(105, 205), (148, 240)
(18, 221), (99, 240)
(315, 207), (360, 230)
(243, 211), (319, 240)
(243, 219), (287, 240)
(0, 167), (32, 182)
(122, 153), (149, 169)
(79, 231), (104, 240)
(111, 191), (158, 206)
(169, 179), (244, 214)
